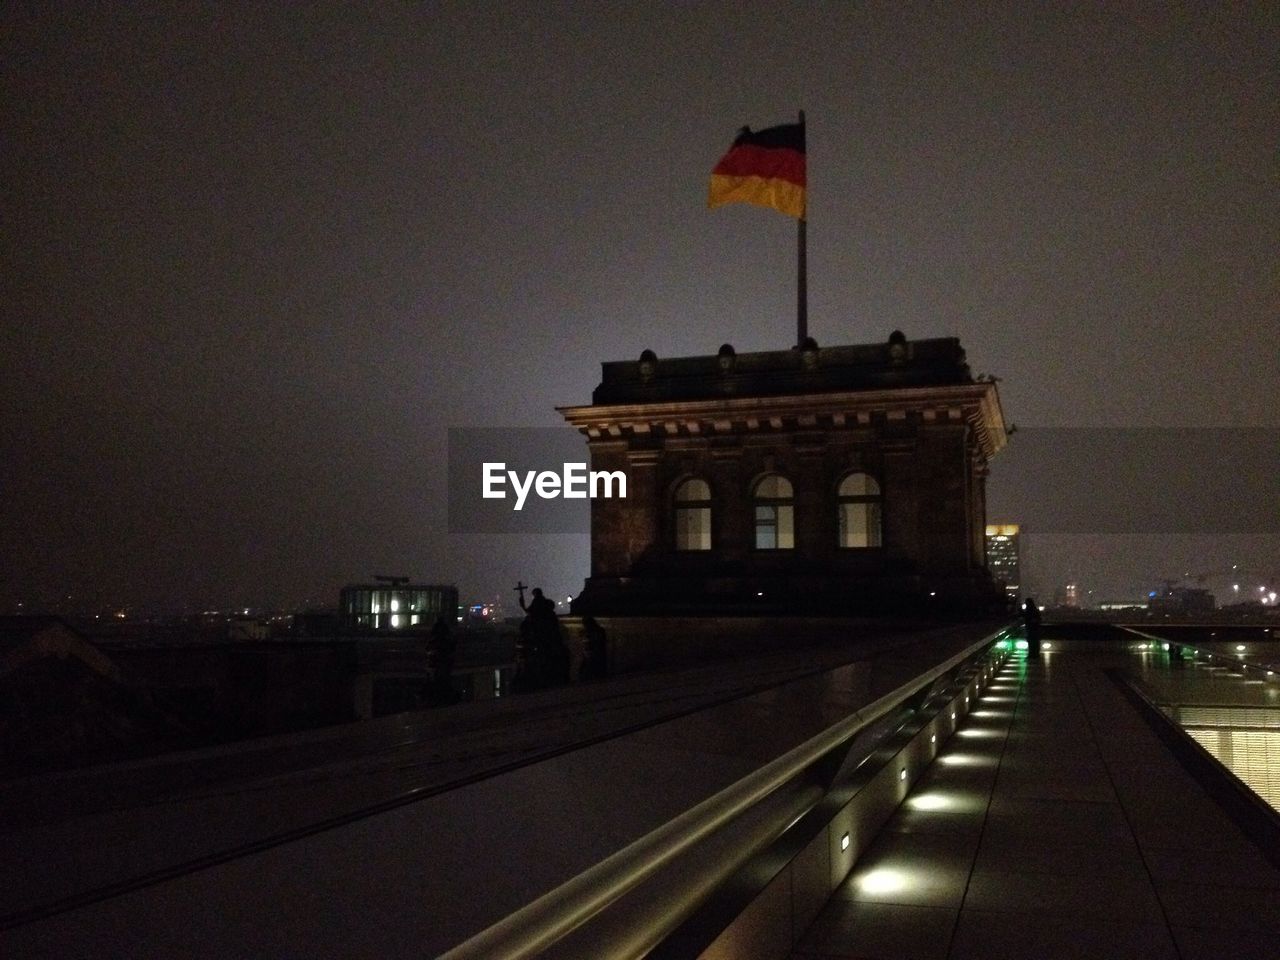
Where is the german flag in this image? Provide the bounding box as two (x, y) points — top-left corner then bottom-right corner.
(708, 122), (805, 220)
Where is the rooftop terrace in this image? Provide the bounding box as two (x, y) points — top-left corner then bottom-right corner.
(3, 624), (1278, 958)
(791, 634), (1280, 960)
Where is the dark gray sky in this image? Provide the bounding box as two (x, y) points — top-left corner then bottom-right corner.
(2, 2), (1276, 612)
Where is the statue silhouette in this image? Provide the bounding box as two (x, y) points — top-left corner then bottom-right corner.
(514, 584), (571, 691)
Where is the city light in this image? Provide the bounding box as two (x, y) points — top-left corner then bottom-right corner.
(908, 793), (950, 811)
(858, 869), (908, 895)
(939, 753), (994, 767)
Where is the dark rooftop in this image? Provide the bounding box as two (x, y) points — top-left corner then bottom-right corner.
(590, 332), (975, 406)
(0, 615), (84, 652)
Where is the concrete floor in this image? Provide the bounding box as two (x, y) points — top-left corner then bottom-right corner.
(792, 645), (1280, 960)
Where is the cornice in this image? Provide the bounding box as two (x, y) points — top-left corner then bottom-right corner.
(557, 382), (1008, 458)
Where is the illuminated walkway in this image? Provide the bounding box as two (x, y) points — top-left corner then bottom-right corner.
(792, 644), (1280, 960)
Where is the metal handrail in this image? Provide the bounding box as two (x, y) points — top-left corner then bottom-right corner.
(1119, 626), (1280, 675)
(439, 624), (1011, 960)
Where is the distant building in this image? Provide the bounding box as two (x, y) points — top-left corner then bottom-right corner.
(340, 582), (458, 630)
(560, 333), (1009, 615)
(465, 601), (501, 624)
(1148, 587), (1216, 616)
(984, 524), (1021, 603)
(228, 617), (272, 641)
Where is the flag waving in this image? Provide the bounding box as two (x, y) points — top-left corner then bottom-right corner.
(708, 121), (806, 220)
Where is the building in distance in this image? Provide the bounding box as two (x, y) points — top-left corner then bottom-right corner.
(340, 579), (459, 631)
(1148, 585), (1216, 617)
(984, 524), (1021, 604)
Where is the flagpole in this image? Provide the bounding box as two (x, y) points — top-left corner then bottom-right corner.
(797, 109), (807, 347)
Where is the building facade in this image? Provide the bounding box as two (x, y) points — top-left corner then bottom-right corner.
(560, 333), (1008, 616)
(339, 583), (458, 630)
(984, 523), (1022, 604)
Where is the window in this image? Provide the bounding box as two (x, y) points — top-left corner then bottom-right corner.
(838, 472), (882, 548)
(674, 478), (712, 551)
(753, 475), (795, 550)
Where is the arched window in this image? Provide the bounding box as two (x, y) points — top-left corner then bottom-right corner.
(838, 473), (882, 548)
(753, 475), (795, 550)
(674, 478), (712, 551)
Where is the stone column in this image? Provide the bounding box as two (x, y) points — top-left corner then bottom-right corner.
(918, 424), (969, 575)
(794, 431), (826, 563)
(971, 455), (990, 570)
(617, 445), (661, 574)
(710, 445), (746, 560)
(880, 438), (918, 567)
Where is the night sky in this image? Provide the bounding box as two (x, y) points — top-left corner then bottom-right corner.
(3, 3), (1276, 613)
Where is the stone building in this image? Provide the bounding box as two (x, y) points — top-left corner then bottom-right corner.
(558, 333), (1008, 616)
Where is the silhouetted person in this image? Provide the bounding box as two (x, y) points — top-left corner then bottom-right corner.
(1022, 597), (1042, 656)
(427, 616), (458, 704)
(579, 616), (608, 681)
(514, 585), (569, 690)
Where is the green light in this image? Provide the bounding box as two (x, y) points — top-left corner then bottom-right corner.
(995, 639), (1010, 651)
(1015, 639), (1029, 650)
